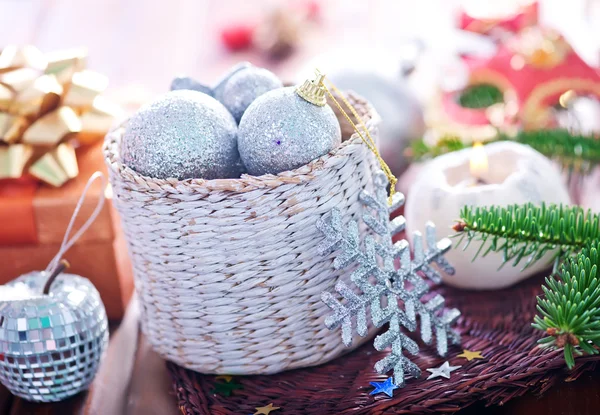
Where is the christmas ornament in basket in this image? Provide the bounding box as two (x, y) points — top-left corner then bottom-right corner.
(104, 70), (384, 375)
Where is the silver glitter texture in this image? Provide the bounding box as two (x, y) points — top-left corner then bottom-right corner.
(0, 272), (108, 402)
(218, 67), (283, 123)
(317, 171), (461, 387)
(238, 86), (342, 176)
(170, 76), (213, 96)
(122, 89), (244, 180)
(212, 61), (252, 101)
(171, 62), (252, 101)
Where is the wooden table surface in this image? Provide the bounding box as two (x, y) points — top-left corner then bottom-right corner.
(1, 0), (600, 413)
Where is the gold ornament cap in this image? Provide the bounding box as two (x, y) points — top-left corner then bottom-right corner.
(296, 69), (327, 107)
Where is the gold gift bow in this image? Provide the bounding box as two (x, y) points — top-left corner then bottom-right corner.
(0, 45), (122, 187)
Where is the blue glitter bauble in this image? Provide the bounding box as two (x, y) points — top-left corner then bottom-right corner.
(238, 86), (342, 176)
(122, 90), (244, 180)
(217, 66), (283, 123)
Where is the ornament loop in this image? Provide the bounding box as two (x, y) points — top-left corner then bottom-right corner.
(296, 69), (327, 106)
(319, 76), (398, 205)
(45, 171), (107, 276)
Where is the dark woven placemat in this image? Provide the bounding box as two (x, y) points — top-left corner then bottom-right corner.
(168, 272), (600, 415)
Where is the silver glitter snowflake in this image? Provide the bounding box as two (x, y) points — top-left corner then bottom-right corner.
(317, 171), (461, 387)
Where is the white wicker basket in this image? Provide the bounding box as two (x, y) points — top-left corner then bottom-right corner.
(104, 92), (381, 375)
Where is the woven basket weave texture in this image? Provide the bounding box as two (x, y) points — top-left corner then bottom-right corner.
(104, 93), (381, 374)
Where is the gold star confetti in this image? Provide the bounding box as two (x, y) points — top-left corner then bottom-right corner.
(254, 403), (281, 415)
(457, 349), (484, 361)
(215, 375), (233, 382)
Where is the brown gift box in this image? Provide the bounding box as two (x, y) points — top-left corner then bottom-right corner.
(0, 142), (133, 319)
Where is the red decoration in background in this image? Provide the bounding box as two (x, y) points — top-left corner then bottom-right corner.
(220, 24), (255, 52)
(218, 0), (320, 59)
(303, 0), (321, 22)
(429, 4), (600, 138)
(459, 1), (539, 38)
(462, 27), (600, 128)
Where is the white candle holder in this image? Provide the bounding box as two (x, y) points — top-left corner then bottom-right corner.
(405, 141), (571, 290)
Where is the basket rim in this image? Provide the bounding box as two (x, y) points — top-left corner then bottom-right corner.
(103, 91), (380, 194)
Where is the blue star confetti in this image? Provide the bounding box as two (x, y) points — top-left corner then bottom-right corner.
(369, 377), (398, 398)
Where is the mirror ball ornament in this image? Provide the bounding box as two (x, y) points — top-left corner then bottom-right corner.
(122, 89), (244, 180)
(216, 66), (283, 123)
(237, 72), (341, 176)
(0, 271), (108, 402)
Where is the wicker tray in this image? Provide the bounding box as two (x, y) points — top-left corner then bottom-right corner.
(168, 271), (600, 414)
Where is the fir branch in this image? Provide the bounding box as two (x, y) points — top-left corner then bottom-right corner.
(453, 203), (600, 270)
(458, 83), (504, 109)
(406, 136), (468, 161)
(506, 130), (600, 174)
(408, 129), (600, 174)
(533, 241), (600, 368)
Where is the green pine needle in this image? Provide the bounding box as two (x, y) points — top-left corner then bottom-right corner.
(409, 129), (600, 174)
(408, 136), (468, 161)
(533, 241), (600, 368)
(454, 203), (600, 270)
(458, 84), (504, 109)
(506, 130), (600, 174)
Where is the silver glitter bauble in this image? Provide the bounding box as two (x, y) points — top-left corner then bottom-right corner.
(0, 273), (108, 402)
(212, 61), (252, 100)
(122, 89), (244, 180)
(217, 67), (283, 123)
(170, 76), (213, 96)
(238, 86), (342, 176)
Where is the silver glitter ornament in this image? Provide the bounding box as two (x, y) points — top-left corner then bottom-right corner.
(238, 81), (341, 176)
(170, 76), (213, 96)
(317, 171), (461, 387)
(0, 271), (108, 402)
(170, 62), (252, 97)
(218, 66), (283, 123)
(122, 89), (244, 180)
(168, 62), (280, 123)
(212, 61), (252, 100)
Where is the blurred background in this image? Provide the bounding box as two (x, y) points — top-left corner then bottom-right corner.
(1, 0), (598, 100)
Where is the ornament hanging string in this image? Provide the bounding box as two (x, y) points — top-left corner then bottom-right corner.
(44, 172), (108, 283)
(320, 77), (397, 205)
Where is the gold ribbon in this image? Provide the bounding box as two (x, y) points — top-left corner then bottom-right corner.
(0, 45), (122, 187)
(320, 76), (398, 205)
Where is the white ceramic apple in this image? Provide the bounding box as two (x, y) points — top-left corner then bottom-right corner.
(0, 262), (108, 402)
